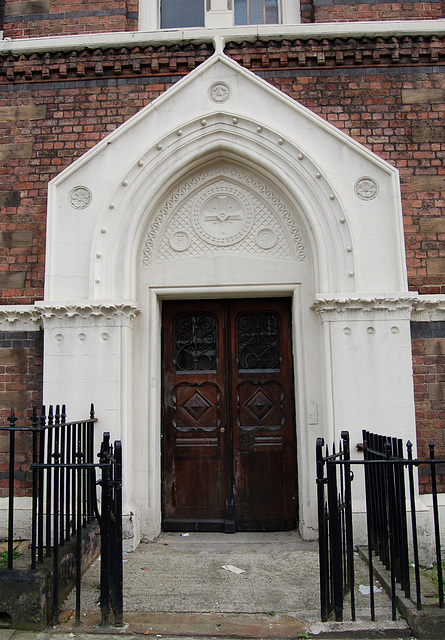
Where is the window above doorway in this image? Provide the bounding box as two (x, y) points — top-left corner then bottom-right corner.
(139, 0), (300, 31)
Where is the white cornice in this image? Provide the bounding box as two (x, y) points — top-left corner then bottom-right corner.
(412, 295), (445, 322)
(312, 294), (445, 322)
(311, 295), (418, 320)
(1, 20), (445, 55)
(0, 306), (42, 331)
(35, 301), (140, 328)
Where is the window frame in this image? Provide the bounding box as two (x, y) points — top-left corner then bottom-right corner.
(138, 0), (300, 32)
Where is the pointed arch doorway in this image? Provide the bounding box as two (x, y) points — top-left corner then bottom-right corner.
(161, 297), (298, 532)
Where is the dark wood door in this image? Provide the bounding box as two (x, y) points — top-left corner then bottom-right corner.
(162, 298), (297, 532)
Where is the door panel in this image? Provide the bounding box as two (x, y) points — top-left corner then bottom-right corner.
(162, 298), (297, 531)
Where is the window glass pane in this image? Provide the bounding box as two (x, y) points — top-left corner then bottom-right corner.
(250, 0), (264, 24)
(234, 0), (279, 25)
(234, 0), (248, 25)
(265, 0), (279, 23)
(161, 0), (205, 29)
(174, 314), (217, 371)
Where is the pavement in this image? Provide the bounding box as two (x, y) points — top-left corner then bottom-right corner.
(0, 532), (415, 639)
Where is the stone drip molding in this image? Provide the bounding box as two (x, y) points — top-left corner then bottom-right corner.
(0, 306), (42, 331)
(1, 29), (444, 84)
(311, 296), (418, 321)
(35, 302), (140, 328)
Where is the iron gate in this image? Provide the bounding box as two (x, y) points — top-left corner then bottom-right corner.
(1, 404), (123, 628)
(316, 430), (444, 623)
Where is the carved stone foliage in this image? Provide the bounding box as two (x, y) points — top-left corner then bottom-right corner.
(311, 296), (417, 321)
(0, 306), (42, 331)
(37, 303), (140, 328)
(142, 165), (306, 266)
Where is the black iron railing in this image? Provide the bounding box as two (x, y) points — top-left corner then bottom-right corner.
(1, 405), (123, 628)
(316, 430), (444, 623)
(316, 431), (355, 622)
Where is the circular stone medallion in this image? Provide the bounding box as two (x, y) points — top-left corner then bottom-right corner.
(209, 82), (231, 103)
(169, 230), (191, 252)
(256, 228), (277, 250)
(192, 185), (254, 247)
(354, 177), (379, 200)
(69, 186), (92, 209)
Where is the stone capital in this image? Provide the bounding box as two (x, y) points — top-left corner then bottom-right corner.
(35, 301), (140, 328)
(311, 295), (417, 321)
(0, 306), (42, 331)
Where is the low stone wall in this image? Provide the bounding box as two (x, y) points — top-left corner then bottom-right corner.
(0, 522), (100, 631)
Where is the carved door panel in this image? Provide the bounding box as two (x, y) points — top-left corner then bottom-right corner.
(162, 298), (297, 531)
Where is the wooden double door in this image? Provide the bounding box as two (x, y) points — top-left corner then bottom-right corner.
(162, 298), (297, 532)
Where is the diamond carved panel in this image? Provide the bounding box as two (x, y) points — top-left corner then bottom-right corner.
(180, 389), (213, 423)
(244, 389), (276, 422)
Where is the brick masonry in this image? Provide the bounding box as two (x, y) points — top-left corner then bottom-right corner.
(411, 322), (445, 491)
(0, 8), (444, 492)
(2, 0), (139, 38)
(1, 0), (442, 34)
(0, 330), (43, 496)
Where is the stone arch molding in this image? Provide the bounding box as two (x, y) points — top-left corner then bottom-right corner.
(46, 48), (408, 304)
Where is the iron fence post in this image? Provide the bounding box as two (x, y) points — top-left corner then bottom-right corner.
(316, 437), (329, 622)
(429, 441), (444, 608)
(112, 440), (124, 625)
(31, 406), (39, 570)
(327, 445), (343, 622)
(7, 408), (17, 570)
(99, 433), (112, 628)
(406, 441), (422, 610)
(341, 431), (355, 621)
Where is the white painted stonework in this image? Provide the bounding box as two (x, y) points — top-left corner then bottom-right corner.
(37, 45), (423, 548)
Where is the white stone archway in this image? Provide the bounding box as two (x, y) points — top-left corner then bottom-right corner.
(39, 45), (416, 546)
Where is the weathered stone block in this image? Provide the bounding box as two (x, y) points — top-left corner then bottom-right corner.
(427, 258), (445, 276)
(0, 106), (46, 121)
(0, 273), (26, 289)
(412, 126), (445, 144)
(0, 231), (32, 247)
(0, 391), (32, 410)
(412, 176), (445, 193)
(4, 1), (50, 17)
(402, 89), (445, 104)
(0, 144), (33, 160)
(424, 338), (445, 356)
(428, 383), (445, 402)
(0, 347), (27, 366)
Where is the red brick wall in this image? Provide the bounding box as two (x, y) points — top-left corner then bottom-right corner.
(0, 330), (43, 497)
(2, 0), (443, 38)
(2, 0), (139, 38)
(304, 0), (444, 24)
(411, 322), (445, 491)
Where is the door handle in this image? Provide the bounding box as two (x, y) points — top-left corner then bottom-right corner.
(220, 427), (225, 433)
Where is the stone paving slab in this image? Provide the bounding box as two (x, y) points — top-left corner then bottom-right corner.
(0, 532), (413, 639)
(49, 610), (410, 639)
